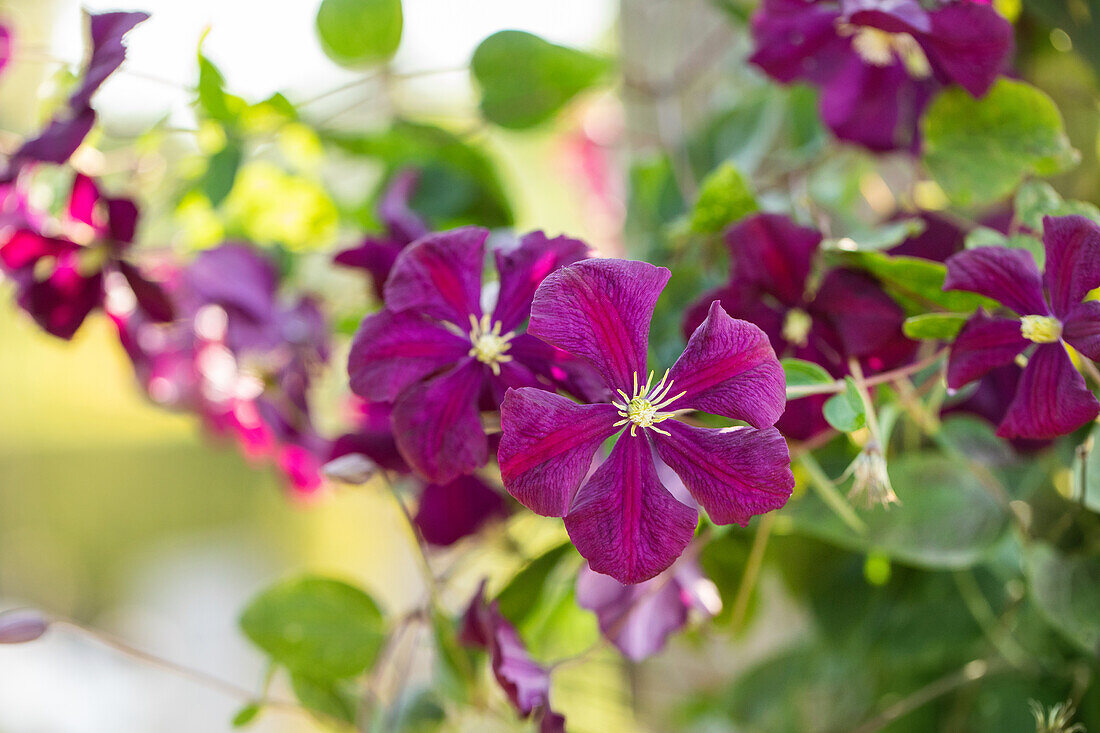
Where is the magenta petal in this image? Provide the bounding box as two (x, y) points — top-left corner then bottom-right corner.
(499, 388), (620, 517)
(564, 435), (697, 584)
(106, 197), (138, 244)
(668, 301), (786, 428)
(1062, 301), (1100, 361)
(727, 213), (821, 305)
(347, 309), (469, 402)
(921, 2), (1014, 97)
(654, 422), (793, 526)
(392, 358), (488, 483)
(19, 260), (103, 339)
(0, 230), (76, 270)
(68, 174), (102, 229)
(813, 268), (911, 360)
(1042, 215), (1100, 319)
(378, 169), (429, 243)
(576, 564), (688, 661)
(507, 334), (609, 402)
(415, 475), (508, 546)
(5, 108), (96, 176)
(492, 231), (590, 333)
(944, 247), (1049, 316)
(528, 258), (668, 394)
(843, 0), (931, 33)
(384, 226), (487, 326)
(998, 344), (1100, 439)
(749, 0), (848, 85)
(946, 311), (1029, 389)
(820, 55), (925, 152)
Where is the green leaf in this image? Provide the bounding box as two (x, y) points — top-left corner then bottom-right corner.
(196, 46), (245, 125)
(231, 703), (261, 727)
(316, 0), (402, 67)
(831, 250), (996, 316)
(471, 30), (610, 129)
(689, 163), (758, 234)
(1014, 180), (1100, 232)
(782, 358), (834, 396)
(902, 313), (967, 341)
(823, 377), (865, 433)
(495, 541), (572, 625)
(1082, 423), (1100, 514)
(1026, 543), (1100, 655)
(289, 671), (357, 724)
(240, 575), (385, 679)
(199, 139), (243, 207)
(963, 226), (1046, 268)
(922, 79), (1078, 207)
(830, 218), (927, 252)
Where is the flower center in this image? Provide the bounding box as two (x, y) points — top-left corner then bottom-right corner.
(1020, 315), (1062, 344)
(611, 370), (687, 437)
(467, 313), (515, 375)
(839, 24), (932, 79)
(782, 308), (813, 348)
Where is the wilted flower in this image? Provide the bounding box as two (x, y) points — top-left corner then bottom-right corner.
(500, 258), (793, 584)
(844, 439), (899, 508)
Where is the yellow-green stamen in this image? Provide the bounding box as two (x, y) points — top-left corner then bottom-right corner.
(782, 308), (813, 348)
(839, 24), (932, 79)
(611, 369), (688, 437)
(1020, 315), (1062, 344)
(467, 313), (515, 376)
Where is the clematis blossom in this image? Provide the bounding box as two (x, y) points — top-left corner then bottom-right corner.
(943, 215), (1100, 439)
(749, 0), (1013, 151)
(500, 258), (794, 584)
(347, 226), (598, 484)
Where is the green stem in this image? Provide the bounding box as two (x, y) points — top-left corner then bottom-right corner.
(799, 453), (867, 534)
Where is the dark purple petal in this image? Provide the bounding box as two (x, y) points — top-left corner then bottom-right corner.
(106, 197), (138, 244)
(726, 213), (820, 306)
(415, 475), (508, 546)
(564, 435), (697, 584)
(334, 237), (404, 297)
(69, 11), (150, 109)
(3, 108), (96, 175)
(499, 387), (620, 517)
(378, 168), (430, 243)
(920, 2), (1013, 97)
(813, 268), (913, 362)
(16, 258), (103, 339)
(528, 258), (668, 394)
(392, 358), (488, 483)
(329, 401), (410, 474)
(507, 333), (610, 402)
(117, 261), (174, 322)
(0, 230), (77, 270)
(946, 311), (1029, 389)
(654, 422), (793, 526)
(1042, 215), (1100, 319)
(492, 230), (590, 333)
(887, 213), (966, 262)
(384, 226), (487, 326)
(819, 54), (930, 152)
(1062, 300), (1100, 361)
(944, 247), (1049, 316)
(997, 343), (1100, 439)
(347, 309), (469, 402)
(749, 0), (848, 84)
(668, 301), (786, 428)
(842, 0), (931, 32)
(187, 244), (278, 320)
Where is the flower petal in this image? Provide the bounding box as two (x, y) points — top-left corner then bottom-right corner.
(507, 333), (609, 402)
(492, 230), (589, 333)
(726, 213), (820, 305)
(499, 387), (620, 517)
(187, 244), (278, 321)
(392, 358), (488, 483)
(1042, 215), (1100, 318)
(347, 309), (469, 402)
(1062, 300), (1100, 361)
(384, 226), (487, 326)
(813, 268), (912, 362)
(819, 55), (932, 152)
(668, 301), (786, 428)
(944, 247), (1049, 316)
(0, 230), (76, 270)
(378, 168), (430, 243)
(16, 258), (103, 339)
(70, 11), (150, 109)
(334, 237), (404, 297)
(842, 0), (931, 33)
(946, 311), (1029, 389)
(528, 258), (668, 394)
(329, 401), (410, 475)
(415, 474), (508, 546)
(117, 261), (174, 322)
(68, 174), (102, 229)
(921, 2), (1014, 97)
(564, 435), (697, 584)
(749, 0), (848, 85)
(654, 421), (793, 526)
(998, 343), (1100, 439)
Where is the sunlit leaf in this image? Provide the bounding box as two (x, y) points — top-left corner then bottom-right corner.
(902, 313), (967, 341)
(823, 378), (865, 433)
(316, 0), (402, 67)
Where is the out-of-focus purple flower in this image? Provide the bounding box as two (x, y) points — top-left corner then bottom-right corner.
(2, 12), (148, 180)
(460, 581), (565, 733)
(684, 213), (915, 440)
(334, 169), (429, 298)
(576, 549), (720, 661)
(749, 0), (1013, 151)
(347, 226), (596, 484)
(0, 174), (172, 338)
(500, 258), (793, 584)
(944, 215), (1100, 439)
(0, 24), (12, 78)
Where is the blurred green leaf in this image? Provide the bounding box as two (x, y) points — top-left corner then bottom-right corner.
(1026, 543), (1100, 655)
(1082, 423), (1100, 513)
(831, 251), (996, 316)
(902, 313), (967, 341)
(240, 575), (385, 679)
(316, 0), (403, 67)
(197, 48), (245, 125)
(289, 672), (357, 724)
(823, 378), (865, 433)
(496, 541), (572, 626)
(430, 608), (475, 704)
(231, 703), (261, 727)
(471, 30), (610, 129)
(922, 79), (1078, 207)
(688, 162), (758, 234)
(831, 218), (926, 252)
(699, 530), (752, 625)
(1014, 180), (1100, 232)
(199, 139), (243, 207)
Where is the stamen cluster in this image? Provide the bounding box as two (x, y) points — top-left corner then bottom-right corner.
(467, 313), (515, 375)
(612, 369), (686, 437)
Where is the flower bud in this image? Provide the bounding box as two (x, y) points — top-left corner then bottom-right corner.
(0, 609), (49, 644)
(846, 440), (899, 509)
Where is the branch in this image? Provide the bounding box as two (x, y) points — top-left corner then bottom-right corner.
(786, 349), (948, 399)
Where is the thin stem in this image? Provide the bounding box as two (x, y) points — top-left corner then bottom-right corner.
(798, 453), (867, 534)
(376, 471), (440, 608)
(847, 358), (882, 440)
(730, 513), (775, 630)
(787, 348), (947, 398)
(951, 571), (1032, 669)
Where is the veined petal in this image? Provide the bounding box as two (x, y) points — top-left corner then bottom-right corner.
(347, 309), (469, 402)
(944, 247), (1049, 316)
(492, 230), (590, 333)
(1062, 300), (1100, 361)
(654, 421), (793, 526)
(668, 301), (786, 428)
(946, 311), (1029, 389)
(1042, 215), (1100, 319)
(921, 2), (1014, 97)
(564, 435), (697, 584)
(498, 388), (620, 517)
(384, 226), (487, 326)
(392, 358), (489, 483)
(528, 258), (668, 394)
(507, 333), (609, 402)
(726, 213), (820, 306)
(998, 343), (1100, 439)
(415, 475), (508, 546)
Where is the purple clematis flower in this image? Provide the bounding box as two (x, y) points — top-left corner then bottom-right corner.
(334, 169), (429, 298)
(500, 258), (794, 584)
(684, 213), (915, 440)
(944, 215), (1100, 439)
(749, 0), (1013, 151)
(347, 226), (596, 484)
(460, 581), (565, 733)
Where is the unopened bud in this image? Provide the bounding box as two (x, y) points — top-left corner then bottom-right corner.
(0, 609), (49, 644)
(322, 453), (378, 485)
(846, 440), (899, 509)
